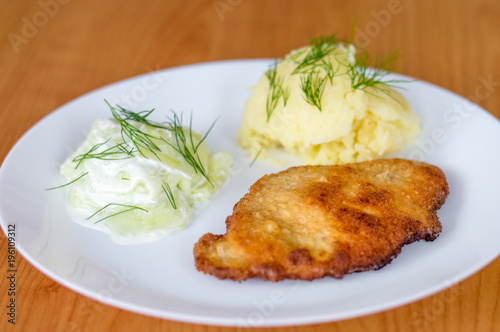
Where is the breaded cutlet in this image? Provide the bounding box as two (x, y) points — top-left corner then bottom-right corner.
(194, 158), (449, 282)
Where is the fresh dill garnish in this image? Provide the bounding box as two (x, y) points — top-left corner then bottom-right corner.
(111, 105), (165, 129)
(162, 111), (215, 186)
(110, 101), (215, 185)
(86, 203), (148, 224)
(107, 100), (166, 159)
(322, 58), (338, 84)
(51, 100), (218, 223)
(347, 49), (409, 102)
(71, 100), (215, 187)
(309, 34), (345, 47)
(161, 180), (177, 209)
(265, 60), (290, 122)
(46, 172), (88, 190)
(73, 139), (135, 169)
(249, 147), (263, 167)
(262, 33), (410, 119)
(290, 34), (341, 76)
(299, 70), (328, 111)
(72, 101), (168, 167)
(269, 34), (342, 114)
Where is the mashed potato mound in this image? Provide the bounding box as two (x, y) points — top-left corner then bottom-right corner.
(237, 43), (419, 165)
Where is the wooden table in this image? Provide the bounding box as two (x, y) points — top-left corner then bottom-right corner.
(1, 0), (499, 331)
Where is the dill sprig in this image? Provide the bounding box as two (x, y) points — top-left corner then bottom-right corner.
(299, 71), (328, 111)
(107, 101), (166, 159)
(73, 139), (136, 169)
(347, 49), (409, 101)
(46, 172), (88, 190)
(162, 111), (215, 186)
(72, 101), (168, 168)
(71, 100), (214, 187)
(49, 101), (217, 223)
(86, 203), (148, 224)
(262, 33), (411, 119)
(264, 35), (343, 117)
(322, 57), (339, 84)
(249, 147), (263, 167)
(290, 35), (342, 76)
(161, 180), (177, 209)
(110, 101), (214, 186)
(265, 61), (290, 122)
(273, 34), (343, 113)
(309, 34), (345, 48)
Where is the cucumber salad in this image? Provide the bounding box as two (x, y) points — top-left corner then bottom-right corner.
(55, 101), (232, 244)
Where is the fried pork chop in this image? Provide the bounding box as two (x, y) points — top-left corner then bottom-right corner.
(194, 159), (449, 282)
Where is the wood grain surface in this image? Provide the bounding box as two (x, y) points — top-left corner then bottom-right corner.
(1, 0), (499, 331)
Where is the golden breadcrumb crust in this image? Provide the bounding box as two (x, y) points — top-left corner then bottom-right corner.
(194, 159), (449, 282)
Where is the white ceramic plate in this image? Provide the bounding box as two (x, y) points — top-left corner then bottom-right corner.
(1, 60), (500, 327)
